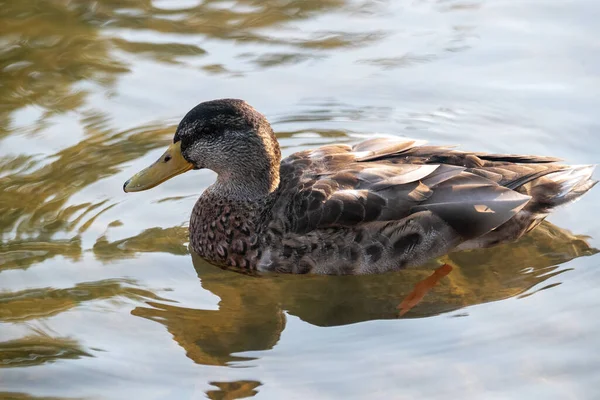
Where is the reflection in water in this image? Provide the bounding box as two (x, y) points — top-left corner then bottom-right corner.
(0, 279), (169, 323)
(0, 394), (80, 400)
(0, 121), (173, 271)
(0, 0), (392, 137)
(0, 395), (81, 400)
(398, 263), (454, 316)
(129, 221), (596, 366)
(1, 2), (125, 138)
(206, 380), (262, 400)
(0, 279), (168, 370)
(0, 333), (91, 369)
(93, 226), (188, 261)
(132, 267), (285, 365)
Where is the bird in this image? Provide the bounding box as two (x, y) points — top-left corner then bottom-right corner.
(123, 98), (597, 275)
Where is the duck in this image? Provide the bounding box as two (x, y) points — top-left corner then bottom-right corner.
(123, 99), (597, 275)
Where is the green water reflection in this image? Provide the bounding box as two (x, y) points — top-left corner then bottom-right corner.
(0, 279), (170, 323)
(0, 393), (82, 400)
(0, 121), (173, 271)
(1, 0), (389, 137)
(0, 333), (91, 369)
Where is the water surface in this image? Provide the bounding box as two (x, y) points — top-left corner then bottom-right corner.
(1, 0), (599, 398)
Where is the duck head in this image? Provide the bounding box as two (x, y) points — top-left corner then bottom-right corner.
(123, 99), (281, 198)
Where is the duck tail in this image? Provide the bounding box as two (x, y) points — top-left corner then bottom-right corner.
(541, 165), (597, 207)
(512, 164), (596, 236)
(457, 165), (596, 251)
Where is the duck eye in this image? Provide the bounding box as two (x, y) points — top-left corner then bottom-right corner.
(164, 155), (172, 162)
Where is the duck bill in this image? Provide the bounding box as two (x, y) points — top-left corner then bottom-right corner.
(123, 141), (193, 192)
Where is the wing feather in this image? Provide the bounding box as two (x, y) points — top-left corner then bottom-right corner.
(275, 137), (566, 239)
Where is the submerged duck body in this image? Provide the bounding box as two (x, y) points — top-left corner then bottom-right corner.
(124, 99), (597, 274)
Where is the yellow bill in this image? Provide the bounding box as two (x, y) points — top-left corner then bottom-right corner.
(123, 141), (193, 192)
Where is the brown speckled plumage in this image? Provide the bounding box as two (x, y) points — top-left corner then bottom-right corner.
(190, 190), (271, 270)
(151, 99), (598, 274)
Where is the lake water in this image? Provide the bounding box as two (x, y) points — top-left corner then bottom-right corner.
(1, 0), (599, 399)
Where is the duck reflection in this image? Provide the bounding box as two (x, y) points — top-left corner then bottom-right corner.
(132, 221), (596, 366)
(206, 380), (262, 400)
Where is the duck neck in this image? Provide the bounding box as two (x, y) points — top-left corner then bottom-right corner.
(212, 166), (279, 201)
(210, 136), (281, 200)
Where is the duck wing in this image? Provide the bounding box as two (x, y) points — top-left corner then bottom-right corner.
(276, 138), (532, 240)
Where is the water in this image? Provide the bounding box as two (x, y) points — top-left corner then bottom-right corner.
(1, 0), (599, 398)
